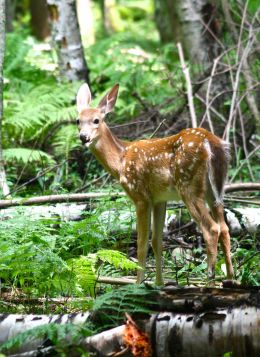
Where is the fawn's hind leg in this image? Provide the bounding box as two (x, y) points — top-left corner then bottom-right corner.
(181, 195), (220, 280)
(210, 204), (234, 279)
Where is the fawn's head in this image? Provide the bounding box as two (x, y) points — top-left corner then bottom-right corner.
(76, 83), (119, 147)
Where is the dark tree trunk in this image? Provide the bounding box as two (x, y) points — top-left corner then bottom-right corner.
(100, 0), (118, 35)
(47, 0), (90, 83)
(154, 0), (180, 44)
(30, 0), (50, 40)
(5, 0), (15, 32)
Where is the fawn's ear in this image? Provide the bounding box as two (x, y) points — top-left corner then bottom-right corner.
(77, 83), (92, 113)
(98, 84), (119, 115)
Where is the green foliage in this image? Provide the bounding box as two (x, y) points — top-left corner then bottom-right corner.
(4, 148), (55, 165)
(0, 198), (137, 300)
(69, 250), (139, 297)
(0, 322), (92, 355)
(93, 284), (157, 329)
(95, 249), (139, 271)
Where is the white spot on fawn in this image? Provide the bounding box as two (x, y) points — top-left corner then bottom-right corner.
(188, 142), (194, 147)
(134, 147), (138, 152)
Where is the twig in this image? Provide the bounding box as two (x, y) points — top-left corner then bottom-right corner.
(204, 58), (219, 133)
(221, 0), (260, 129)
(132, 91), (150, 112)
(97, 276), (135, 285)
(237, 251), (260, 269)
(196, 94), (226, 124)
(230, 145), (260, 183)
(75, 172), (109, 193)
(150, 119), (167, 138)
(224, 10), (258, 142)
(225, 182), (260, 193)
(2, 161), (67, 198)
(224, 198), (260, 206)
(0, 192), (126, 209)
(177, 42), (197, 128)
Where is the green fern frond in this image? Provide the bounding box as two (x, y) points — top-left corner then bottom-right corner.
(96, 249), (139, 272)
(52, 124), (80, 158)
(0, 322), (92, 354)
(93, 284), (157, 329)
(68, 256), (96, 297)
(3, 148), (55, 165)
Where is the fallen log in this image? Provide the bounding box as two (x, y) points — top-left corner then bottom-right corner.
(0, 182), (259, 209)
(0, 286), (259, 356)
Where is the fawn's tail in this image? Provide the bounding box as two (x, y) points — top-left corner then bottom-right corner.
(205, 138), (230, 205)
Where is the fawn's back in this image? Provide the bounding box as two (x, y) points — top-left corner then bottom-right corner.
(120, 127), (228, 206)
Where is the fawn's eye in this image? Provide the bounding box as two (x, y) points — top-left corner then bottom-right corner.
(76, 118), (80, 125)
(93, 118), (99, 124)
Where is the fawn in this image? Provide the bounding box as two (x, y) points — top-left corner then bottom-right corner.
(76, 83), (234, 285)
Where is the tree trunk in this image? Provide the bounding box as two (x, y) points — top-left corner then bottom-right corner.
(47, 0), (90, 83)
(174, 0), (221, 70)
(0, 287), (259, 356)
(30, 0), (50, 40)
(5, 0), (15, 32)
(156, 0), (234, 136)
(0, 0), (10, 198)
(100, 0), (121, 35)
(155, 0), (221, 70)
(154, 0), (180, 44)
(76, 0), (95, 45)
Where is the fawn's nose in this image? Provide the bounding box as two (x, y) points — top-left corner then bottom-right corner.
(80, 133), (90, 144)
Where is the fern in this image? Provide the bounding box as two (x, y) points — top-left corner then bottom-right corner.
(0, 322), (92, 354)
(95, 249), (139, 272)
(52, 124), (80, 158)
(68, 250), (139, 297)
(93, 284), (158, 329)
(3, 148), (55, 165)
(68, 256), (97, 297)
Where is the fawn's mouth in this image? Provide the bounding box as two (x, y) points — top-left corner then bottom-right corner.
(85, 137), (98, 148)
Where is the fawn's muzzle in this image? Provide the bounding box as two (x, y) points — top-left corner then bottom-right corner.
(80, 133), (90, 144)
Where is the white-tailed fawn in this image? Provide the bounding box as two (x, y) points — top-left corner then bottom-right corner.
(76, 83), (234, 285)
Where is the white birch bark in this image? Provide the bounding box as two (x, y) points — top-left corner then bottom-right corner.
(47, 0), (90, 82)
(174, 0), (220, 70)
(1, 307), (259, 356)
(0, 312), (90, 353)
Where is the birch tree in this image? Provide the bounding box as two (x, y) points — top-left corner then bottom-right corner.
(154, 0), (221, 70)
(0, 0), (10, 197)
(47, 0), (90, 83)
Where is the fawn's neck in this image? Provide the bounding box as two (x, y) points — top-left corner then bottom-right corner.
(90, 123), (125, 179)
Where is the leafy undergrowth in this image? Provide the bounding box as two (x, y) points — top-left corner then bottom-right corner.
(0, 197), (258, 357)
(0, 196), (259, 316)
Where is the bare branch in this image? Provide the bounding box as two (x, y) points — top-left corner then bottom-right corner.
(177, 42), (197, 128)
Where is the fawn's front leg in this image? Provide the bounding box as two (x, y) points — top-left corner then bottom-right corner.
(152, 202), (166, 286)
(135, 201), (151, 284)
